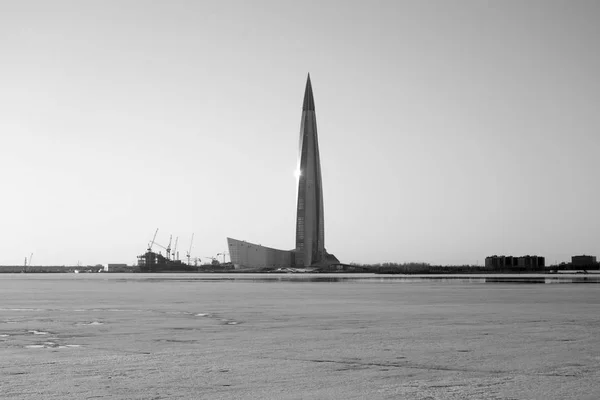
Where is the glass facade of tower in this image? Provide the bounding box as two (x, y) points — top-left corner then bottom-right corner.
(295, 75), (326, 267)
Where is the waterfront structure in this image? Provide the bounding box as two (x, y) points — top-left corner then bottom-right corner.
(295, 75), (326, 267)
(227, 75), (338, 270)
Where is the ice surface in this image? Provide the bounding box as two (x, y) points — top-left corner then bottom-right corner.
(0, 273), (598, 399)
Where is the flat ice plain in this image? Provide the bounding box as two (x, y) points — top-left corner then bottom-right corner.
(1, 273), (599, 400)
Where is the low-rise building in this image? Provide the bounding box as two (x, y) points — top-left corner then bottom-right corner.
(571, 255), (597, 266)
(571, 255), (598, 269)
(103, 263), (131, 272)
(227, 238), (294, 270)
(485, 255), (545, 271)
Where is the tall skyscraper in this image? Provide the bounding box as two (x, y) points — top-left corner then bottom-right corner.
(295, 74), (326, 267)
(227, 74), (337, 270)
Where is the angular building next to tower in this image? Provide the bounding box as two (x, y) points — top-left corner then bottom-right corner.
(227, 74), (338, 270)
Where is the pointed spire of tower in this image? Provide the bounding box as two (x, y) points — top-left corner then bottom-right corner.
(302, 73), (315, 111)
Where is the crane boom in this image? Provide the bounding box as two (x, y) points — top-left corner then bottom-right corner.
(186, 233), (194, 265)
(148, 228), (159, 251)
(173, 237), (179, 260)
(153, 242), (168, 251)
(188, 233), (194, 255)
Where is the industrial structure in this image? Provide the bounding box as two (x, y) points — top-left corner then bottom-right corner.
(137, 250), (196, 272)
(137, 229), (197, 272)
(228, 75), (339, 270)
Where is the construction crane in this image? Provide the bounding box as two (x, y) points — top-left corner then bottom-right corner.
(166, 235), (173, 260)
(147, 228), (159, 252)
(186, 233), (194, 265)
(22, 253), (33, 273)
(173, 237), (179, 261)
(152, 242), (169, 255)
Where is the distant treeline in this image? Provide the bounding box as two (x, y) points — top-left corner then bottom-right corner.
(351, 262), (432, 274)
(345, 262), (546, 274)
(0, 266), (103, 273)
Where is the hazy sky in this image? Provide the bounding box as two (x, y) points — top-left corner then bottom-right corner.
(1, 0), (599, 266)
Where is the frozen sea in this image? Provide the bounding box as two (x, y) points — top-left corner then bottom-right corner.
(0, 273), (599, 399)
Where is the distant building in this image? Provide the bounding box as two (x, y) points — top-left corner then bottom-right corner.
(571, 255), (597, 267)
(103, 263), (133, 272)
(485, 255), (545, 271)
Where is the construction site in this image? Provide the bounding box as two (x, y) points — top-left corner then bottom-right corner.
(136, 229), (231, 273)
